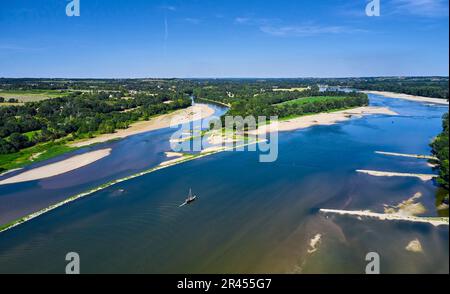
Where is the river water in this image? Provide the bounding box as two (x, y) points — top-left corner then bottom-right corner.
(0, 94), (448, 273)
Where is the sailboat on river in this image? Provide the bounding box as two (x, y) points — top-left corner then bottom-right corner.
(179, 189), (197, 207)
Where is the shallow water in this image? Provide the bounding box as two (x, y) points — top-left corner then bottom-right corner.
(0, 95), (448, 273)
(0, 103), (226, 225)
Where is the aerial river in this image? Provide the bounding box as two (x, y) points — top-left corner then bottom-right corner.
(0, 94), (448, 273)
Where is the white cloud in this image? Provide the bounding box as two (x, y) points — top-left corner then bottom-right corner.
(184, 18), (201, 24)
(260, 25), (365, 37)
(160, 5), (176, 11)
(234, 16), (365, 37)
(234, 17), (275, 26)
(390, 0), (449, 17)
(234, 17), (251, 24)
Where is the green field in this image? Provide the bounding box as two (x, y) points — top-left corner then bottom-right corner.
(0, 89), (69, 103)
(0, 141), (77, 172)
(275, 96), (352, 106)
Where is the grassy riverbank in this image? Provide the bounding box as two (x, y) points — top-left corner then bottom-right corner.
(0, 141), (77, 172)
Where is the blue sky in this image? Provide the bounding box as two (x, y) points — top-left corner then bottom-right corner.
(0, 0), (448, 78)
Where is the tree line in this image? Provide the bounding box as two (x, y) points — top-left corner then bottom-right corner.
(431, 113), (449, 202)
(0, 97), (20, 103)
(321, 77), (449, 99)
(0, 91), (191, 155)
(193, 83), (368, 119)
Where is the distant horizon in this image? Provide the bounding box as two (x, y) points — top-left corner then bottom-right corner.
(1, 75), (449, 80)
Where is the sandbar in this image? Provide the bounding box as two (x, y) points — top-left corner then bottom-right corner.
(375, 151), (437, 160)
(250, 106), (398, 135)
(357, 169), (437, 181)
(320, 209), (449, 227)
(363, 91), (449, 105)
(406, 239), (424, 253)
(0, 148), (112, 185)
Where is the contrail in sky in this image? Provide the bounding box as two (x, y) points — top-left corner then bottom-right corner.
(164, 14), (169, 42)
(161, 3), (176, 56)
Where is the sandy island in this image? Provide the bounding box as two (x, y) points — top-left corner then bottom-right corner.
(406, 239), (424, 253)
(0, 148), (112, 185)
(363, 91), (449, 105)
(320, 192), (449, 227)
(70, 104), (215, 148)
(384, 192), (426, 216)
(357, 169), (437, 181)
(320, 209), (449, 227)
(307, 234), (322, 254)
(375, 151), (437, 160)
(249, 106), (398, 135)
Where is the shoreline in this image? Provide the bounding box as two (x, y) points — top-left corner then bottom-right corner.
(69, 104), (215, 148)
(0, 148), (112, 185)
(0, 168), (23, 177)
(375, 151), (437, 160)
(363, 91), (449, 105)
(195, 97), (232, 108)
(320, 209), (449, 227)
(249, 106), (398, 135)
(357, 169), (438, 181)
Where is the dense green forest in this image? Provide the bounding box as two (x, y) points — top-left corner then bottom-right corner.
(319, 77), (449, 99)
(431, 113), (449, 202)
(0, 90), (191, 155)
(194, 83), (368, 118)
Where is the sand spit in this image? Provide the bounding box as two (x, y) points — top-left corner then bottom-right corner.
(357, 170), (437, 181)
(70, 104), (215, 148)
(375, 151), (437, 161)
(250, 106), (398, 135)
(0, 149), (112, 185)
(165, 152), (184, 158)
(158, 156), (188, 167)
(0, 168), (23, 177)
(320, 209), (449, 227)
(363, 91), (449, 105)
(384, 192), (426, 216)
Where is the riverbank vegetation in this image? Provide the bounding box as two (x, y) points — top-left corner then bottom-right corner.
(431, 113), (449, 203)
(193, 83), (368, 119)
(0, 84), (192, 171)
(322, 77), (449, 99)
